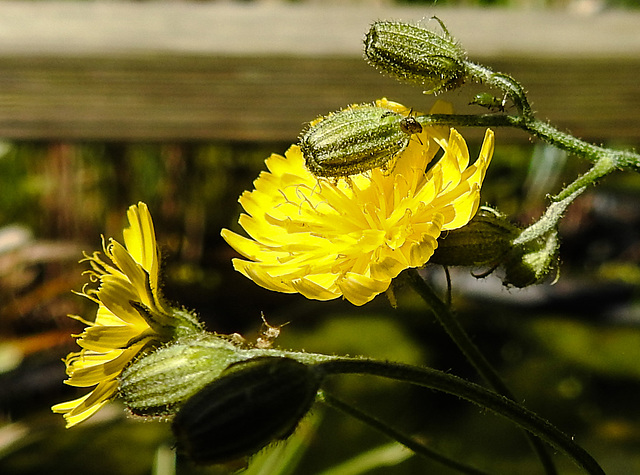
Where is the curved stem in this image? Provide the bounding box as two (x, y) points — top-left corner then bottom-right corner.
(464, 62), (533, 119)
(552, 156), (616, 202)
(514, 187), (584, 246)
(318, 390), (491, 475)
(406, 269), (558, 475)
(315, 358), (605, 475)
(417, 113), (512, 129)
(406, 269), (507, 393)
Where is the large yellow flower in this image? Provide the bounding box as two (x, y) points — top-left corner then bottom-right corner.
(52, 202), (201, 427)
(222, 100), (495, 306)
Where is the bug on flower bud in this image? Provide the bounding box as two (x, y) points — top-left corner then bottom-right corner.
(300, 103), (422, 178)
(469, 92), (508, 112)
(172, 356), (322, 465)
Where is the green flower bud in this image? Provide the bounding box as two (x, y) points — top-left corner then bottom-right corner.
(503, 230), (560, 288)
(300, 103), (422, 178)
(172, 356), (322, 465)
(129, 301), (204, 340)
(431, 207), (519, 267)
(119, 334), (243, 417)
(364, 19), (467, 94)
(500, 190), (577, 287)
(430, 206), (559, 288)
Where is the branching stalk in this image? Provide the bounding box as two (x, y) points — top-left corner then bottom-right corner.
(416, 114), (640, 173)
(315, 358), (605, 475)
(406, 269), (558, 475)
(318, 391), (491, 475)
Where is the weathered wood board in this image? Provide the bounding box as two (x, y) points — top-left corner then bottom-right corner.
(0, 2), (638, 143)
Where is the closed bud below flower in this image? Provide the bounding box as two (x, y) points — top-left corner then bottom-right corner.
(300, 102), (422, 178)
(119, 334), (244, 417)
(503, 229), (560, 288)
(431, 207), (519, 267)
(172, 356), (322, 465)
(501, 191), (577, 288)
(430, 206), (560, 288)
(364, 19), (467, 94)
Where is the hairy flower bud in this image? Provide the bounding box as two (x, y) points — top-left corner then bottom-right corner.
(503, 230), (560, 288)
(119, 334), (243, 417)
(500, 191), (579, 287)
(300, 102), (422, 178)
(172, 357), (322, 465)
(431, 206), (560, 288)
(431, 207), (519, 267)
(364, 19), (467, 94)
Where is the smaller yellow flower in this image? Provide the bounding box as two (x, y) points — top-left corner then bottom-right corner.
(52, 202), (201, 427)
(222, 100), (494, 306)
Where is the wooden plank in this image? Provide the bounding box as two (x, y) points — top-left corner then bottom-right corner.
(2, 2), (639, 58)
(0, 2), (638, 143)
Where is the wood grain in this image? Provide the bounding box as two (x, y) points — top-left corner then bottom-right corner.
(0, 2), (638, 143)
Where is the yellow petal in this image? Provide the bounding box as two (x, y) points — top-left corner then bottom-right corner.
(52, 380), (119, 427)
(338, 273), (391, 306)
(123, 202), (157, 275)
(291, 276), (341, 301)
(222, 99), (495, 305)
(53, 202), (186, 428)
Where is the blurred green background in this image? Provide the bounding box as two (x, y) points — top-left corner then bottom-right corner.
(1, 1), (640, 474)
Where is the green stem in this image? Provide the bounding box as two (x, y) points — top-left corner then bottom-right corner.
(406, 269), (507, 393)
(416, 113), (640, 172)
(552, 156), (616, 202)
(406, 269), (558, 475)
(516, 116), (609, 161)
(318, 390), (491, 475)
(315, 358), (605, 475)
(514, 187), (584, 246)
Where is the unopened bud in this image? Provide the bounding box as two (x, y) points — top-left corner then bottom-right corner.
(431, 207), (519, 267)
(503, 230), (559, 288)
(364, 19), (467, 94)
(431, 206), (559, 288)
(300, 102), (422, 178)
(172, 356), (322, 465)
(119, 334), (243, 417)
(501, 190), (578, 287)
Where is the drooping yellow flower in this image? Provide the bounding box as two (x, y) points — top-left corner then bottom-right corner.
(52, 202), (202, 427)
(222, 100), (494, 306)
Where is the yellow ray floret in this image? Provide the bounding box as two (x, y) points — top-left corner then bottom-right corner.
(52, 202), (201, 427)
(222, 100), (494, 306)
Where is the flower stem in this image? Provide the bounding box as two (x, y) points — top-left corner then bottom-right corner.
(318, 390), (491, 475)
(315, 358), (605, 475)
(416, 113), (640, 173)
(406, 269), (558, 475)
(551, 156), (616, 202)
(406, 270), (505, 392)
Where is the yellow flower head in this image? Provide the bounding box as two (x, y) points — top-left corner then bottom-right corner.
(222, 99), (495, 306)
(52, 202), (201, 427)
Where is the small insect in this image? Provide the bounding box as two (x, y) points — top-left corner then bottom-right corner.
(399, 115), (423, 135)
(300, 103), (423, 178)
(469, 92), (508, 112)
(255, 313), (288, 349)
